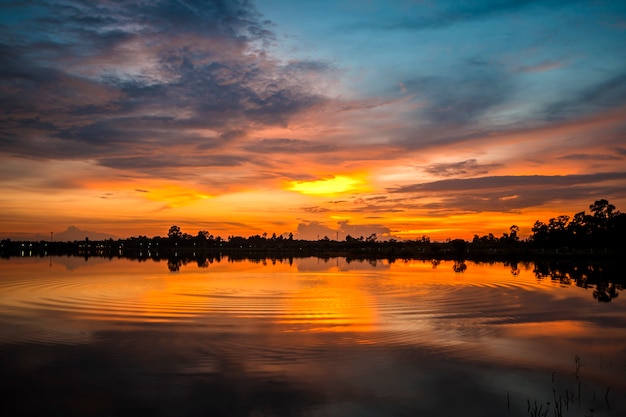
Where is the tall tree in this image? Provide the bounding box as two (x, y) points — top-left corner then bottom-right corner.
(168, 225), (182, 241)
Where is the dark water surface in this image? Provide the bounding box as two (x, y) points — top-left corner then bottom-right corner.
(1, 256), (625, 416)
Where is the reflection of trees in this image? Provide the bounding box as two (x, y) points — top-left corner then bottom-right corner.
(167, 258), (182, 272)
(167, 254), (218, 271)
(533, 261), (623, 302)
(506, 261), (520, 276)
(593, 282), (619, 302)
(452, 260), (467, 273)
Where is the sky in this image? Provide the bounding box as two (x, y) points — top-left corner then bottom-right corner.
(1, 0), (626, 242)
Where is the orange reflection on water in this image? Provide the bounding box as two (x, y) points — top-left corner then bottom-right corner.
(1, 257), (383, 334)
(122, 258), (380, 333)
(3, 255), (625, 375)
(279, 273), (379, 333)
(504, 320), (591, 338)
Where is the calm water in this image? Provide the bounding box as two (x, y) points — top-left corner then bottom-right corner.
(1, 256), (625, 417)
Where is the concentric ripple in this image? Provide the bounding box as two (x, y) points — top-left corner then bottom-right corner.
(0, 257), (613, 363)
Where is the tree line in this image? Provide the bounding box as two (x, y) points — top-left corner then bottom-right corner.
(1, 199), (624, 260)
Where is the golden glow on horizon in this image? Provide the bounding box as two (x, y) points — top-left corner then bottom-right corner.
(2, 107), (626, 241)
(394, 229), (451, 236)
(287, 175), (368, 196)
(140, 184), (212, 207)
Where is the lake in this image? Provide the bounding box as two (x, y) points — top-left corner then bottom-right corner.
(1, 256), (625, 417)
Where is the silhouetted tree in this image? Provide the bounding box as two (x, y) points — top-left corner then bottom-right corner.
(449, 239), (466, 255)
(530, 199), (624, 249)
(168, 225), (182, 241)
(568, 211), (592, 245)
(590, 199), (616, 221)
(195, 230), (211, 248)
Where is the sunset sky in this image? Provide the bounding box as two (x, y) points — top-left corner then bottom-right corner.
(1, 0), (626, 241)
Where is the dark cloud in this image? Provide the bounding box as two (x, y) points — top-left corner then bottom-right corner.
(244, 138), (336, 154)
(195, 130), (249, 150)
(283, 60), (334, 73)
(388, 172), (626, 213)
(390, 172), (626, 194)
(0, 0), (327, 171)
(98, 154), (248, 170)
(558, 154), (622, 161)
(421, 159), (502, 177)
(419, 185), (626, 214)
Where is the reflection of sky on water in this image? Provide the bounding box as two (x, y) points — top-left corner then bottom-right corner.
(1, 257), (625, 416)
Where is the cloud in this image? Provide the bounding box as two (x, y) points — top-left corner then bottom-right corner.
(348, 0), (557, 32)
(558, 154), (622, 161)
(243, 138), (336, 154)
(98, 154), (248, 170)
(301, 206), (332, 213)
(401, 65), (512, 125)
(515, 59), (567, 73)
(54, 226), (116, 241)
(0, 0), (329, 176)
(542, 72), (626, 122)
(295, 220), (393, 240)
(388, 172), (626, 212)
(421, 159), (502, 178)
(296, 221), (336, 240)
(337, 220), (392, 240)
(391, 172), (626, 194)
